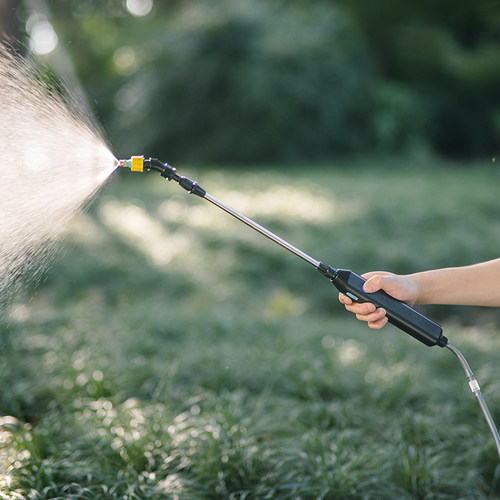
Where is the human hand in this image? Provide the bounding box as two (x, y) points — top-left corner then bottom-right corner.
(338, 271), (420, 329)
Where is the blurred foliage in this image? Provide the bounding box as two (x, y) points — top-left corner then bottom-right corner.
(11, 0), (500, 163)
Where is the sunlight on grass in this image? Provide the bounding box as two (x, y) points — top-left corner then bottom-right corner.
(99, 199), (194, 268)
(65, 213), (109, 246)
(209, 185), (363, 224)
(335, 338), (367, 365)
(6, 303), (31, 323)
(264, 288), (308, 317)
(158, 182), (366, 228)
(0, 416), (27, 499)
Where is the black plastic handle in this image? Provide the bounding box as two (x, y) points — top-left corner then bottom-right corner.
(330, 268), (447, 347)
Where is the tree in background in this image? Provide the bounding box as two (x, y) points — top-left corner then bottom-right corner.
(335, 0), (500, 158)
(12, 0), (500, 164)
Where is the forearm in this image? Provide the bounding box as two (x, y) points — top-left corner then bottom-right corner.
(410, 258), (500, 307)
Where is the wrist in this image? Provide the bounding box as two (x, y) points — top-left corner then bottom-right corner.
(407, 273), (426, 306)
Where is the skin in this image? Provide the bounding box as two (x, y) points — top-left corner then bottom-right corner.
(338, 258), (500, 330)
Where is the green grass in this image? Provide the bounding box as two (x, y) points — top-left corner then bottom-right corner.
(1, 158), (500, 498)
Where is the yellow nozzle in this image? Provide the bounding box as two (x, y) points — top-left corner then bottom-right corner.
(131, 156), (144, 172)
(118, 156), (144, 172)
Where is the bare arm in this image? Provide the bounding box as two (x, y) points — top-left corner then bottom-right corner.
(410, 259), (500, 307)
(338, 259), (500, 329)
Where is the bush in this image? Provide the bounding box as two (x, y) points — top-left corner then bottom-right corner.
(45, 0), (499, 163)
(112, 1), (374, 164)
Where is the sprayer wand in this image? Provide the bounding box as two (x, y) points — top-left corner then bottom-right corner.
(120, 156), (446, 348)
(119, 156), (500, 458)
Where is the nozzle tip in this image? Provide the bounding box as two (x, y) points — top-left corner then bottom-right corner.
(117, 156), (144, 172)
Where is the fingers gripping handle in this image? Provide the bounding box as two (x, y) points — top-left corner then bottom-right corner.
(320, 265), (447, 347)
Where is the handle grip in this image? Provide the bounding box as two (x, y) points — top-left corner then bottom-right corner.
(331, 268), (447, 347)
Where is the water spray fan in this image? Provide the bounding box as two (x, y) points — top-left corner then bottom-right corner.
(120, 155), (500, 459)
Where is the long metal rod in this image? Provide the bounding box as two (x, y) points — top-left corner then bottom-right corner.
(203, 192), (321, 268)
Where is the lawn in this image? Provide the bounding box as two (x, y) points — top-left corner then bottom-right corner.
(1, 158), (500, 499)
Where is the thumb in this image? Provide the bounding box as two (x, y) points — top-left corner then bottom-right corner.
(362, 275), (386, 293)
